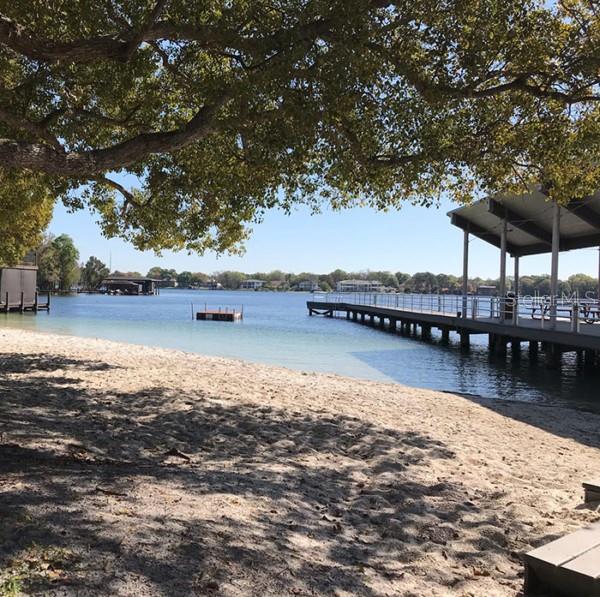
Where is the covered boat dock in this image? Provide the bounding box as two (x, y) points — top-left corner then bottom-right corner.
(98, 277), (161, 296)
(308, 187), (600, 368)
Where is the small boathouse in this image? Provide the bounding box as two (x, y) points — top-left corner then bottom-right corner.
(98, 276), (160, 295)
(308, 187), (600, 368)
(1, 253), (50, 312)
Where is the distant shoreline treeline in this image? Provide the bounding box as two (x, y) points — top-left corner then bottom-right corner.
(34, 234), (599, 296)
(88, 265), (600, 297)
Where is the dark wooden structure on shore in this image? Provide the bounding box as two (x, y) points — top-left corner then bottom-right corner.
(524, 517), (600, 596)
(0, 264), (50, 313)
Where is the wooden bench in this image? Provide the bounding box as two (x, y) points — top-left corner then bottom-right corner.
(583, 480), (600, 503)
(524, 521), (600, 596)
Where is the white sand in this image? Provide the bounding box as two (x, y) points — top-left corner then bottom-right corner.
(0, 328), (599, 596)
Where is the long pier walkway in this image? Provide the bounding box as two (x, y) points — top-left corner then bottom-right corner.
(307, 293), (600, 368)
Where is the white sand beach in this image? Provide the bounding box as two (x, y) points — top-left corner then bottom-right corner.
(1, 328), (599, 595)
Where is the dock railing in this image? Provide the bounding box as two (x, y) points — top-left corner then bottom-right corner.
(311, 292), (600, 335)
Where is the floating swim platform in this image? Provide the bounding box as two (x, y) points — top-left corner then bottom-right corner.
(195, 307), (243, 322)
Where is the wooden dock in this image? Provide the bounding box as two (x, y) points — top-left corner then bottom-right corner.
(308, 293), (600, 368)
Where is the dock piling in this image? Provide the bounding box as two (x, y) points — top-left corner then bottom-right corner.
(511, 339), (522, 360)
(459, 331), (470, 349)
(545, 344), (562, 369)
(529, 341), (539, 360)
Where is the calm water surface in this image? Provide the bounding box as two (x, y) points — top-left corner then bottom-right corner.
(2, 289), (599, 412)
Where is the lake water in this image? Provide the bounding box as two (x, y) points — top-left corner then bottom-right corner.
(2, 289), (599, 412)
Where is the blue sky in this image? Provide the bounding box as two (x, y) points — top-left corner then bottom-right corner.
(49, 197), (600, 279)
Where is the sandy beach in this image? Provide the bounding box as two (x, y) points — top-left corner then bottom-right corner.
(0, 328), (599, 595)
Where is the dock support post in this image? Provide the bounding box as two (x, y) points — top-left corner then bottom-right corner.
(459, 330), (470, 349)
(20, 291), (24, 313)
(352, 311), (358, 321)
(584, 350), (597, 370)
(493, 334), (507, 357)
(511, 339), (521, 360)
(441, 328), (450, 344)
(499, 218), (507, 322)
(545, 344), (562, 369)
(346, 310), (350, 320)
(4, 291), (8, 313)
(34, 291), (39, 313)
(390, 318), (397, 332)
(550, 201), (560, 329)
(598, 247), (600, 306)
(47, 291), (51, 311)
(462, 230), (469, 317)
(529, 341), (539, 359)
(379, 317), (385, 329)
(360, 313), (365, 323)
(422, 324), (431, 340)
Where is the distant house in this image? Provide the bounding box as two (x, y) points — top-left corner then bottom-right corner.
(477, 285), (497, 297)
(98, 277), (160, 295)
(204, 279), (223, 290)
(336, 279), (384, 293)
(240, 279), (265, 290)
(297, 280), (320, 292)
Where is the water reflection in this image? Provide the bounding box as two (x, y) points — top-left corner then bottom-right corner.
(351, 329), (600, 412)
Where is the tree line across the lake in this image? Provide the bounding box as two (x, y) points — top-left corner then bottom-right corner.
(34, 234), (599, 298)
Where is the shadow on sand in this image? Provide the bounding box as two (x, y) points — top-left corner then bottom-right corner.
(0, 351), (556, 595)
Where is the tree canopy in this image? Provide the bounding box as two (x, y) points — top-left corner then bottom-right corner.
(0, 0), (599, 263)
(147, 266), (177, 280)
(81, 256), (110, 289)
(37, 234), (80, 290)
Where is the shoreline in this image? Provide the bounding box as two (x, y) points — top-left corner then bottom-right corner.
(0, 323), (590, 411)
(1, 328), (600, 595)
(3, 320), (595, 414)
